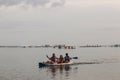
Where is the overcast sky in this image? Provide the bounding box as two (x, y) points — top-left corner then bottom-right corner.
(0, 0), (120, 45)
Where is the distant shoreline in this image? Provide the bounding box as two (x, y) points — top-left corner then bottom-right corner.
(0, 44), (120, 48)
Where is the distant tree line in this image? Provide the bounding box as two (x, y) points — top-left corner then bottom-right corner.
(0, 44), (120, 48)
(110, 44), (120, 47)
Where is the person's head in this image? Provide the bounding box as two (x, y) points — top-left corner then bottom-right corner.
(52, 53), (55, 56)
(66, 53), (68, 56)
(60, 55), (63, 58)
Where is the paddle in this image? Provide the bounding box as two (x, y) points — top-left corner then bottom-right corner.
(46, 55), (50, 59)
(46, 55), (58, 59)
(72, 57), (78, 59)
(46, 55), (78, 59)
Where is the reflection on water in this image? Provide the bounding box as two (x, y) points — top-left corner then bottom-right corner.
(40, 65), (77, 80)
(49, 65), (71, 77)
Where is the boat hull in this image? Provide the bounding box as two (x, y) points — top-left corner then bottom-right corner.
(39, 61), (99, 68)
(39, 61), (74, 68)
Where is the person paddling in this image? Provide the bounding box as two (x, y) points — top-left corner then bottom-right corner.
(49, 53), (57, 63)
(64, 53), (71, 63)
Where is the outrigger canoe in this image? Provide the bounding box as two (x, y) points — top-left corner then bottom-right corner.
(39, 61), (99, 68)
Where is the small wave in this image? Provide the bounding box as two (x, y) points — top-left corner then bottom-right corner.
(73, 61), (101, 65)
(99, 58), (120, 63)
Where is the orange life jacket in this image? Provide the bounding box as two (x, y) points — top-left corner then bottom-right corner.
(57, 58), (64, 63)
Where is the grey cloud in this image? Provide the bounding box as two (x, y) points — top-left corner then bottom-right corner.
(0, 0), (65, 7)
(51, 0), (65, 7)
(26, 0), (50, 6)
(0, 0), (49, 6)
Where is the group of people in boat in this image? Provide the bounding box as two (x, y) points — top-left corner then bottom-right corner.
(46, 53), (71, 64)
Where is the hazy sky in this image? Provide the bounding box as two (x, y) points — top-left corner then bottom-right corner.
(0, 0), (120, 45)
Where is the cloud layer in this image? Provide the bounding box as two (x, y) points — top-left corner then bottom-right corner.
(0, 0), (120, 8)
(0, 0), (65, 7)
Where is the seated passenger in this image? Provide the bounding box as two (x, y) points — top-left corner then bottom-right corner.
(49, 53), (57, 63)
(57, 55), (64, 63)
(64, 53), (71, 63)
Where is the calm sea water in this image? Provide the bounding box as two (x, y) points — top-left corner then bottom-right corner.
(0, 47), (120, 80)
